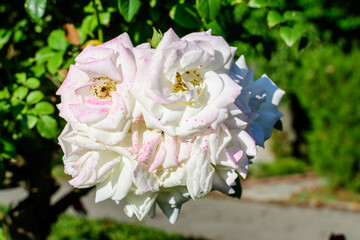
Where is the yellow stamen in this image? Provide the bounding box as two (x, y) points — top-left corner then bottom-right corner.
(90, 77), (116, 99)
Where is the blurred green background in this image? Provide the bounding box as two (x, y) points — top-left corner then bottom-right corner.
(1, 0), (360, 239)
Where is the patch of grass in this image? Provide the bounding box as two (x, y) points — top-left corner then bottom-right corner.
(0, 205), (204, 240)
(250, 157), (309, 178)
(49, 214), (204, 240)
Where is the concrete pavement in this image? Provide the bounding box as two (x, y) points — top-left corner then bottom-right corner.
(2, 178), (360, 240)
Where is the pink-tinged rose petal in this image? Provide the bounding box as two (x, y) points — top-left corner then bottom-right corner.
(149, 142), (166, 172)
(162, 135), (179, 168)
(137, 135), (161, 164)
(156, 29), (181, 51)
(100, 32), (134, 51)
(75, 45), (115, 63)
(77, 57), (122, 82)
(69, 103), (110, 124)
(186, 137), (214, 199)
(178, 141), (192, 163)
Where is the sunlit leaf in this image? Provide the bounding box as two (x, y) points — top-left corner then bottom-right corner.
(118, 0), (141, 22)
(26, 90), (44, 105)
(34, 101), (55, 115)
(24, 0), (47, 21)
(36, 115), (58, 139)
(248, 0), (267, 8)
(170, 4), (199, 29)
(47, 51), (64, 74)
(22, 114), (38, 129)
(13, 86), (29, 100)
(279, 26), (303, 47)
(0, 28), (13, 50)
(25, 78), (41, 89)
(267, 10), (284, 28)
(48, 29), (69, 51)
(196, 0), (221, 22)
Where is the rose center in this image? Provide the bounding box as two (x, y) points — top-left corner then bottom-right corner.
(173, 70), (203, 93)
(90, 77), (117, 100)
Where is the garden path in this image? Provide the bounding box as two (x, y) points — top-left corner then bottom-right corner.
(1, 175), (359, 240)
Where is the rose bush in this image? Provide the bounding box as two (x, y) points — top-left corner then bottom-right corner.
(58, 29), (284, 223)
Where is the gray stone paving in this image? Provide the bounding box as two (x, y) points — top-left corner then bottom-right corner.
(2, 179), (360, 240)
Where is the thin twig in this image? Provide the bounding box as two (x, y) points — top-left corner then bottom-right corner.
(44, 73), (61, 88)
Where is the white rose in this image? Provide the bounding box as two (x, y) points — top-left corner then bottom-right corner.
(131, 29), (241, 137)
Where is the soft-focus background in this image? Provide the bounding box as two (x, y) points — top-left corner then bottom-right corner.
(1, 0), (360, 239)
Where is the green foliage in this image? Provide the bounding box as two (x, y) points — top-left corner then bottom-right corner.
(36, 115), (58, 139)
(24, 0), (47, 22)
(267, 10), (284, 28)
(253, 42), (360, 190)
(196, 0), (221, 22)
(279, 26), (303, 47)
(49, 214), (202, 240)
(250, 158), (309, 178)
(170, 3), (200, 29)
(118, 0), (142, 22)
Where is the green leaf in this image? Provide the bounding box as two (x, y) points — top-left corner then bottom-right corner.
(248, 0), (267, 8)
(26, 90), (44, 105)
(34, 101), (55, 115)
(267, 10), (284, 28)
(118, 0), (141, 22)
(80, 15), (98, 41)
(13, 29), (25, 43)
(36, 115), (58, 139)
(99, 12), (111, 25)
(35, 47), (55, 65)
(30, 65), (46, 78)
(47, 51), (64, 74)
(0, 137), (16, 159)
(22, 114), (38, 129)
(170, 4), (199, 29)
(206, 20), (224, 36)
(150, 27), (163, 48)
(25, 78), (41, 89)
(24, 0), (47, 21)
(283, 11), (304, 22)
(274, 119), (283, 131)
(279, 26), (303, 47)
(47, 29), (69, 51)
(0, 28), (13, 50)
(196, 0), (221, 22)
(13, 86), (29, 100)
(229, 171), (242, 199)
(233, 3), (248, 24)
(15, 72), (27, 84)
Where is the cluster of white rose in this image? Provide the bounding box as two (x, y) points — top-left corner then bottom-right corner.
(57, 29), (284, 223)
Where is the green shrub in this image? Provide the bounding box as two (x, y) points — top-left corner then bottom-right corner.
(252, 42), (360, 190)
(49, 214), (203, 240)
(250, 157), (308, 178)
